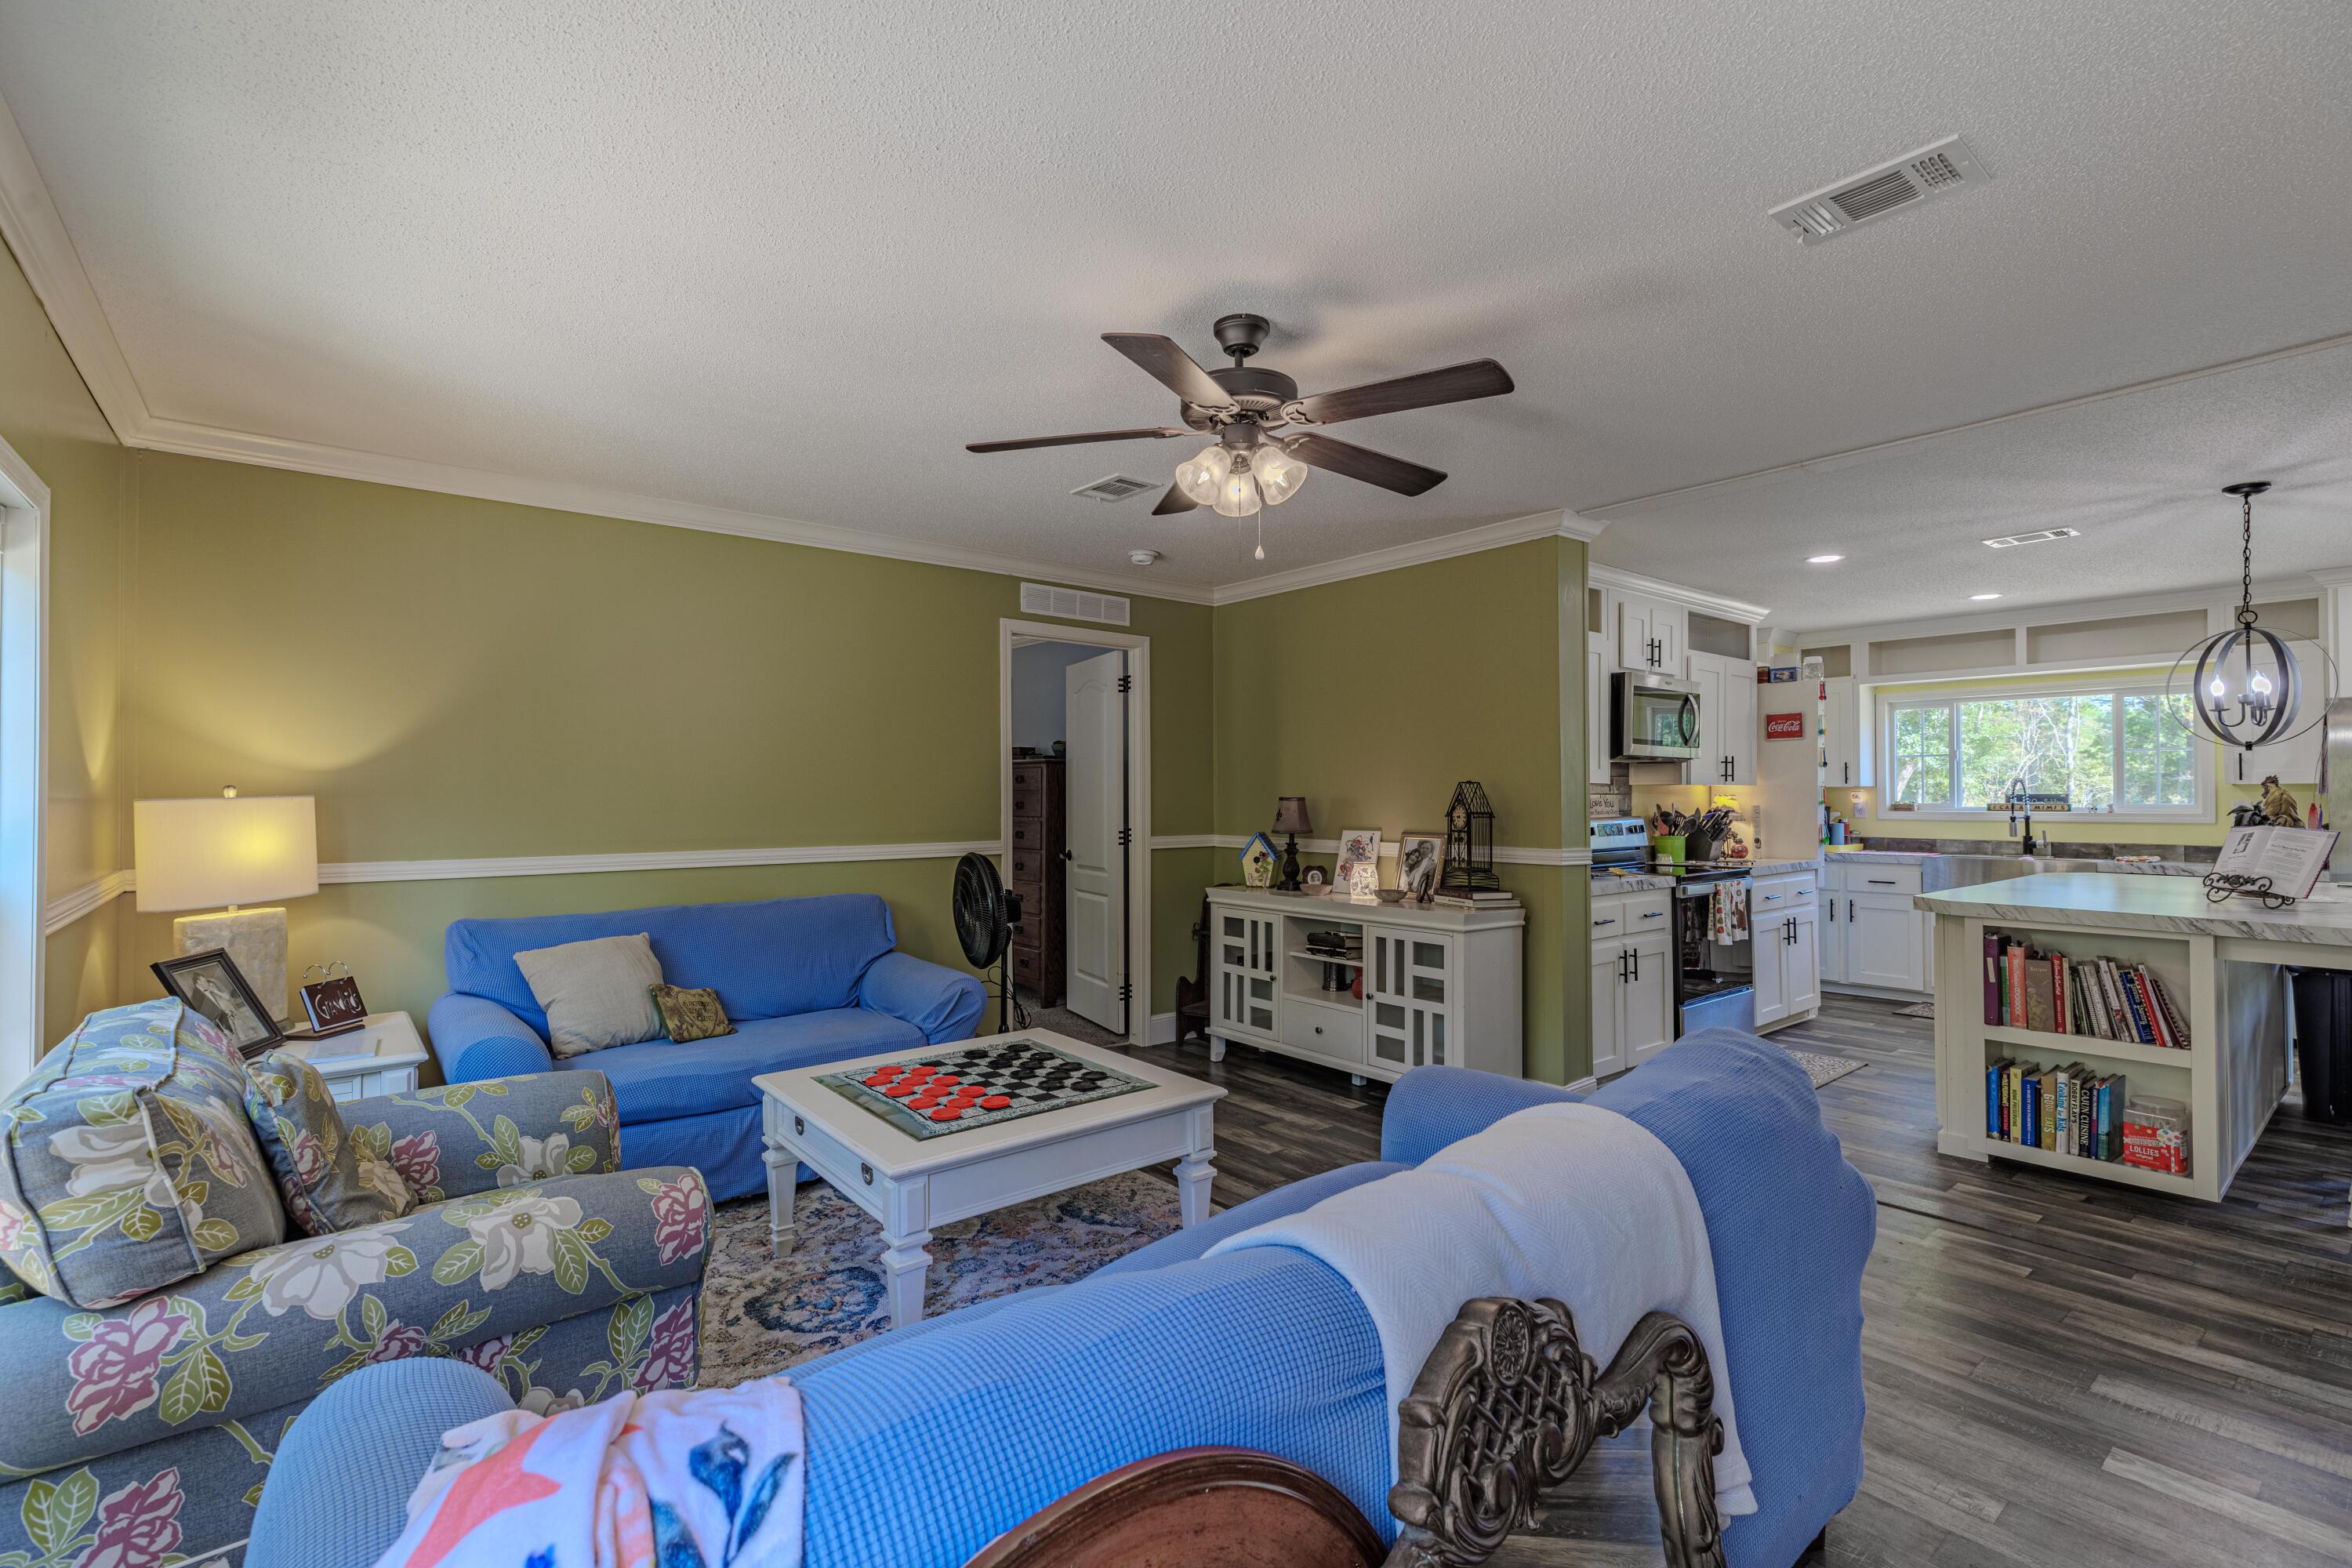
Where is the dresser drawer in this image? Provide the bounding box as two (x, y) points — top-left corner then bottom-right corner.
(1844, 862), (1922, 896)
(1011, 768), (1047, 820)
(1280, 997), (1363, 1066)
(1009, 945), (1040, 986)
(1011, 847), (1047, 884)
(1590, 889), (1671, 938)
(1010, 818), (1050, 849)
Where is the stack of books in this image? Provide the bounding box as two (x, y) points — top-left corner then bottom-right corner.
(1985, 1058), (2125, 1162)
(1981, 934), (2189, 1047)
(1433, 887), (1519, 911)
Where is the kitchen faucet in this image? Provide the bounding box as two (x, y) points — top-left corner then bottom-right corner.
(2004, 777), (2042, 857)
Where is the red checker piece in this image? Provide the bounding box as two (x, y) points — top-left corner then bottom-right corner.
(873, 1064), (905, 1078)
(978, 1094), (1012, 1109)
(931, 1074), (960, 1087)
(902, 1065), (935, 1080)
(929, 1106), (964, 1121)
(862, 1073), (893, 1087)
(884, 1084), (918, 1099)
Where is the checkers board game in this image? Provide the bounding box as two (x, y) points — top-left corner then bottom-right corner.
(815, 1039), (1153, 1139)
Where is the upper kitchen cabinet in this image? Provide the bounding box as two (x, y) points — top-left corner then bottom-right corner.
(1684, 612), (1759, 786)
(1822, 674), (1874, 789)
(1616, 594), (1685, 674)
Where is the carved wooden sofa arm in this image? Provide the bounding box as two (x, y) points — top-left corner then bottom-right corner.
(968, 1297), (1731, 1568)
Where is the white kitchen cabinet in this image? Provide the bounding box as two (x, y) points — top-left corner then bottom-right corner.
(1822, 676), (1873, 788)
(1818, 858), (1929, 997)
(1617, 598), (1684, 675)
(1588, 639), (1613, 785)
(1751, 872), (1821, 1031)
(1684, 650), (1757, 787)
(1208, 889), (1523, 1083)
(1588, 888), (1673, 1078)
(2226, 725), (2322, 786)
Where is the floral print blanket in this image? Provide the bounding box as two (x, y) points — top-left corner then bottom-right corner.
(375, 1378), (804, 1568)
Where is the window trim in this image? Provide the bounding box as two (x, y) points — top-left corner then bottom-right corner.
(0, 434), (48, 1094)
(1876, 674), (2212, 822)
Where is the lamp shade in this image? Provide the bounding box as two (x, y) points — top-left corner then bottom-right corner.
(1272, 796), (1313, 835)
(133, 794), (318, 912)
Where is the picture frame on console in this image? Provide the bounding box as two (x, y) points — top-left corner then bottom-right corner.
(1336, 829), (1382, 898)
(1398, 833), (1444, 901)
(153, 948), (285, 1057)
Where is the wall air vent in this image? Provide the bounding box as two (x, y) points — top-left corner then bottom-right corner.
(1769, 136), (1987, 244)
(1020, 582), (1131, 626)
(1070, 474), (1158, 503)
(1981, 527), (2082, 549)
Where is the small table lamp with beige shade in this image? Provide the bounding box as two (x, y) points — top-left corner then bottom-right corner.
(133, 789), (318, 1023)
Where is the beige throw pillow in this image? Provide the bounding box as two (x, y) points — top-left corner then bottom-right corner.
(514, 933), (666, 1058)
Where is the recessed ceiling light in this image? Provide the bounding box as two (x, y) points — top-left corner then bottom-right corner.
(1806, 554), (1844, 564)
(1970, 593), (2003, 601)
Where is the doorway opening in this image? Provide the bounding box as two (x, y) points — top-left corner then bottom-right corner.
(999, 618), (1150, 1047)
(0, 434), (47, 1093)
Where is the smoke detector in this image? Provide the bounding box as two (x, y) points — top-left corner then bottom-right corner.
(1769, 136), (1987, 244)
(1128, 549), (1161, 567)
(1070, 474), (1158, 503)
(1982, 527), (2082, 549)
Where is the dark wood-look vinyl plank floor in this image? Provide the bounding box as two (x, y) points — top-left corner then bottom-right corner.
(1098, 996), (2352, 1567)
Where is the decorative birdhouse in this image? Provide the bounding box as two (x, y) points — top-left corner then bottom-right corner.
(1438, 781), (1499, 892)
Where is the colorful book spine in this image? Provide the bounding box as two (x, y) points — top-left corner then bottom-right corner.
(2051, 956), (2069, 1034)
(2007, 945), (2027, 1027)
(2137, 970), (2172, 1049)
(2149, 973), (2190, 1048)
(1984, 934), (2003, 1025)
(2121, 970), (2155, 1044)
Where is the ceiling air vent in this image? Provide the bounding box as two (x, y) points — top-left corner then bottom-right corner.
(1021, 582), (1132, 626)
(1070, 474), (1158, 503)
(1982, 527), (2082, 549)
(1769, 136), (1987, 244)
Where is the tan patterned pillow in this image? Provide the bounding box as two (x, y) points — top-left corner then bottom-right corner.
(649, 984), (735, 1044)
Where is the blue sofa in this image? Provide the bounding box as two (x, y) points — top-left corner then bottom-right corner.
(258, 1030), (1875, 1568)
(427, 893), (986, 1201)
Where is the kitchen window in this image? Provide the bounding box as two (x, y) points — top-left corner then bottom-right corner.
(1882, 680), (2207, 819)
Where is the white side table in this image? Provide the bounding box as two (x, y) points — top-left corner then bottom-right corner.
(281, 1011), (430, 1102)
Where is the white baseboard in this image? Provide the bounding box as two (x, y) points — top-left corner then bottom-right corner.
(1147, 1011), (1177, 1046)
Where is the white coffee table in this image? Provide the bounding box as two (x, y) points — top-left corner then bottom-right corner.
(754, 1029), (1225, 1328)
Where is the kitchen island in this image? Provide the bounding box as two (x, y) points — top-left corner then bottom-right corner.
(1914, 872), (2343, 1200)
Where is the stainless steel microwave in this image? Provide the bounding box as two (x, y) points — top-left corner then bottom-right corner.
(1611, 670), (1702, 761)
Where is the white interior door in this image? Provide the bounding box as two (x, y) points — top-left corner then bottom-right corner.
(1064, 650), (1127, 1032)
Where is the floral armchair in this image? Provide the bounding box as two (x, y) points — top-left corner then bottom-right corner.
(0, 1070), (711, 1568)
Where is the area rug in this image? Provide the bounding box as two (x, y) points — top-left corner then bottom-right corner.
(1787, 1048), (1867, 1088)
(697, 1168), (1185, 1387)
(1893, 1001), (1936, 1019)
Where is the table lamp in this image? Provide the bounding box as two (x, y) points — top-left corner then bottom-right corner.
(1272, 796), (1312, 891)
(134, 789), (318, 1023)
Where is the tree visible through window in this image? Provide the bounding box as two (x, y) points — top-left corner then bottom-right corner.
(1886, 686), (2199, 813)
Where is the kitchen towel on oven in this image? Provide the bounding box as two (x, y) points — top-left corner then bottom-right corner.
(1709, 882), (1749, 943)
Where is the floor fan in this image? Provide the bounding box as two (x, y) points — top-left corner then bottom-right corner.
(953, 852), (1025, 1034)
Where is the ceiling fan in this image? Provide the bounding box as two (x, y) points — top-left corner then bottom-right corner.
(966, 314), (1514, 545)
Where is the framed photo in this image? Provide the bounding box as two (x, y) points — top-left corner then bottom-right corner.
(1397, 832), (1445, 900)
(1336, 829), (1382, 898)
(154, 949), (284, 1058)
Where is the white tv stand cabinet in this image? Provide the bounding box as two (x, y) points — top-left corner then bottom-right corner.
(1203, 887), (1526, 1083)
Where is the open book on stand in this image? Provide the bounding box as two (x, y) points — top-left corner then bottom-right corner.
(2209, 823), (2337, 902)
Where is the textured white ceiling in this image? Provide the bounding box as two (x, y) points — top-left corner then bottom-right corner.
(2, 0), (2350, 606)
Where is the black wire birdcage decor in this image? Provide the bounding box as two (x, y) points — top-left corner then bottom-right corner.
(1438, 781), (1501, 892)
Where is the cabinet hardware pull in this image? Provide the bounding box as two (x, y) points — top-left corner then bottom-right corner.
(1594, 916), (1616, 927)
(1617, 951), (1629, 983)
(1640, 910), (1664, 919)
(793, 1115), (804, 1136)
(1629, 948), (1641, 982)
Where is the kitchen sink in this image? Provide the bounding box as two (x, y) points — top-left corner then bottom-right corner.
(1918, 854), (2125, 892)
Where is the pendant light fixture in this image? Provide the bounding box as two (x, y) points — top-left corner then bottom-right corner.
(2168, 481), (2325, 753)
(1171, 430), (1308, 560)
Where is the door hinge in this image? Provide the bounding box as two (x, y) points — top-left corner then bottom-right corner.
(1116, 673), (1133, 693)
(1116, 826), (1133, 846)
(1119, 980), (1134, 1003)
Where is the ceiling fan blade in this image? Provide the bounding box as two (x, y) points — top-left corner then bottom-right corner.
(1282, 433), (1446, 496)
(1102, 334), (1237, 410)
(1150, 481), (1200, 516)
(1290, 358), (1514, 425)
(966, 426), (1193, 453)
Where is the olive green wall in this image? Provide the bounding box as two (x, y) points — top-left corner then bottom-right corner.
(1213, 535), (1592, 1082)
(0, 236), (132, 1044)
(111, 451), (1214, 1034)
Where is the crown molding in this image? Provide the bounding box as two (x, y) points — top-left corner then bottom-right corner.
(1587, 564), (1770, 624)
(0, 92), (147, 441)
(1206, 510), (1606, 606)
(2307, 566), (2352, 590)
(1788, 573), (2327, 648)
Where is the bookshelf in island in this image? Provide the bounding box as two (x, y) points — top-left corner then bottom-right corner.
(1914, 871), (2341, 1202)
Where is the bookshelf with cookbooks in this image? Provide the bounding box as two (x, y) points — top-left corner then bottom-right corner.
(1916, 872), (2306, 1203)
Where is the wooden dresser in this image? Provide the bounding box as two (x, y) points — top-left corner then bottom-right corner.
(1008, 757), (1068, 1007)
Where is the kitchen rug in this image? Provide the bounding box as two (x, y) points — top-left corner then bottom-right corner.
(1786, 1048), (1867, 1089)
(1893, 1001), (1936, 1019)
(697, 1168), (1186, 1386)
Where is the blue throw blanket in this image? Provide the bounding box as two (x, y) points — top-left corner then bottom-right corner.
(787, 1029), (1874, 1568)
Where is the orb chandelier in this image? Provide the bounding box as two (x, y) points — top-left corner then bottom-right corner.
(2168, 481), (2325, 753)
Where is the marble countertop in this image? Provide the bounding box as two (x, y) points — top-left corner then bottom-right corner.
(1590, 870), (1679, 895)
(1915, 871), (2352, 946)
(1824, 848), (1933, 863)
(1743, 857), (1822, 877)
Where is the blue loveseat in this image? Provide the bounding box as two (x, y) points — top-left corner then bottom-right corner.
(258, 1030), (1876, 1568)
(427, 894), (985, 1201)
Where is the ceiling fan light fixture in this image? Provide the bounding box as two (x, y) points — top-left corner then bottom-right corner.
(1214, 453), (1261, 518)
(1174, 445), (1230, 506)
(1254, 441), (1308, 506)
